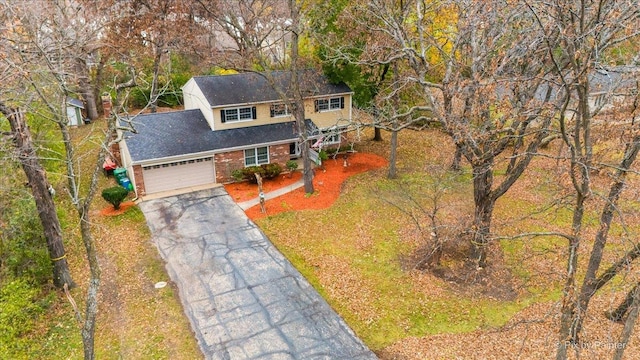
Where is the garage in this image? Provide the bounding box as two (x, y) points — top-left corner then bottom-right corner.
(142, 157), (215, 195)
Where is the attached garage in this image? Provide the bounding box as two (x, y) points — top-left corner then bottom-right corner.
(142, 157), (215, 195)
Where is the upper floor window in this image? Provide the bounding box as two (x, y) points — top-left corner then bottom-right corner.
(270, 103), (291, 117)
(221, 106), (257, 123)
(314, 96), (345, 112)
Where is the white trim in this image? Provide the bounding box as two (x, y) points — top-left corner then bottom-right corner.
(209, 92), (355, 109)
(222, 106), (254, 122)
(131, 139), (297, 167)
(244, 146), (270, 167)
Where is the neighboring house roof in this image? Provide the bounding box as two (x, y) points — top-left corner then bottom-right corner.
(192, 70), (353, 107)
(590, 66), (639, 94)
(124, 109), (310, 163)
(66, 97), (84, 109)
(533, 66), (640, 101)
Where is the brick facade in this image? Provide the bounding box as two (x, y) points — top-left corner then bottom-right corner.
(214, 143), (292, 183)
(132, 165), (146, 196)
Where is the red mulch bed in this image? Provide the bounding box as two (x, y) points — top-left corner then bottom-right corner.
(99, 201), (136, 216)
(224, 152), (387, 220)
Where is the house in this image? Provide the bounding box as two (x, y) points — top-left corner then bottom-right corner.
(118, 70), (353, 197)
(66, 97), (85, 126)
(587, 66), (639, 113)
(532, 66), (640, 114)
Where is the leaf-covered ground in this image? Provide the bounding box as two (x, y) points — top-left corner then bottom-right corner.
(231, 128), (640, 359)
(31, 118), (201, 359)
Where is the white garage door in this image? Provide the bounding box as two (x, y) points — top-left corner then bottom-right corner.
(142, 157), (215, 195)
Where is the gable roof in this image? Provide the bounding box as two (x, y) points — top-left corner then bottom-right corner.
(66, 97), (84, 109)
(124, 109), (308, 163)
(191, 70), (353, 107)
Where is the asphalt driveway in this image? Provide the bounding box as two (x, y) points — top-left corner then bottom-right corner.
(138, 187), (377, 360)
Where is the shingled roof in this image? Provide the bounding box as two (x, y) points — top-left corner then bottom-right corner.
(124, 109), (312, 163)
(192, 70), (353, 107)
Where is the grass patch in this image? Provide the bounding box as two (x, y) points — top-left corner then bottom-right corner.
(258, 169), (545, 350)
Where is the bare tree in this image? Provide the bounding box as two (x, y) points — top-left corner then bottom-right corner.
(0, 103), (76, 289)
(525, 2), (640, 358)
(0, 2), (138, 358)
(111, 0), (200, 112)
(335, 0), (559, 268)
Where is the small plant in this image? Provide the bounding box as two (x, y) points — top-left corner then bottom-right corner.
(286, 160), (298, 171)
(231, 169), (244, 182)
(101, 186), (129, 210)
(319, 150), (329, 162)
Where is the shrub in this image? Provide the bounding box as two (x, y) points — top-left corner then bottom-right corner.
(231, 169), (244, 182)
(101, 186), (129, 210)
(286, 160), (299, 172)
(240, 164), (283, 182)
(262, 163), (282, 179)
(242, 166), (266, 183)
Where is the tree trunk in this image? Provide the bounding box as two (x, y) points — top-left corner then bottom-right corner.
(450, 144), (462, 171)
(79, 205), (100, 360)
(75, 58), (99, 120)
(470, 161), (495, 268)
(289, 0), (313, 194)
(150, 47), (163, 113)
(388, 128), (398, 179)
(372, 127), (383, 141)
(614, 284), (640, 360)
(570, 136), (640, 341)
(93, 55), (107, 116)
(556, 191), (587, 360)
(607, 283), (640, 323)
(1, 104), (75, 289)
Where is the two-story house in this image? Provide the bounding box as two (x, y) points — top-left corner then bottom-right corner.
(118, 70), (353, 197)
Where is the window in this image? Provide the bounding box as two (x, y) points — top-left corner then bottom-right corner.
(316, 99), (329, 111)
(314, 97), (345, 112)
(324, 132), (341, 145)
(221, 106), (257, 123)
(244, 147), (269, 166)
(270, 103), (291, 117)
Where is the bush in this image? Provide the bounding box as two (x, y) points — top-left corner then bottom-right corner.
(286, 160), (299, 172)
(240, 163), (283, 183)
(262, 163), (282, 179)
(231, 169), (244, 182)
(242, 166), (266, 183)
(101, 186), (129, 209)
(319, 150), (329, 162)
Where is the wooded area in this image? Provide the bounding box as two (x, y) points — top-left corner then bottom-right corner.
(1, 0), (640, 359)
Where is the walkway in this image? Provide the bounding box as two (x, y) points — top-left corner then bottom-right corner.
(236, 178), (305, 210)
(139, 187), (377, 360)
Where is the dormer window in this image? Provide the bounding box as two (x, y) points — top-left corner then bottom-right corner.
(221, 106), (257, 123)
